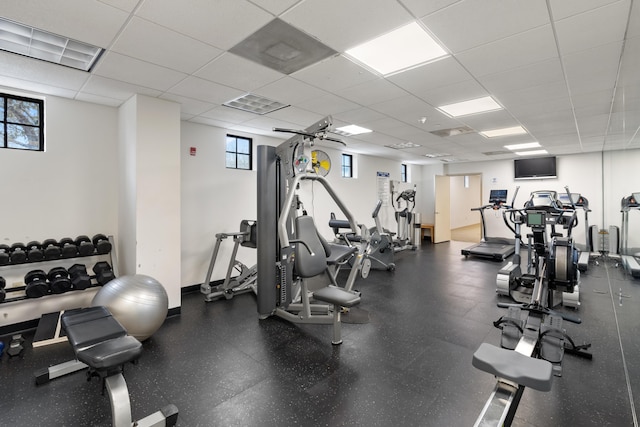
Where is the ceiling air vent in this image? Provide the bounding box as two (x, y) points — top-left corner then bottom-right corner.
(430, 126), (475, 137)
(482, 151), (511, 156)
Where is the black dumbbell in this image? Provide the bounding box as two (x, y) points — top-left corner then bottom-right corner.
(92, 234), (112, 255)
(10, 243), (27, 264)
(69, 264), (91, 290)
(25, 270), (49, 298)
(75, 235), (95, 256)
(7, 334), (24, 358)
(42, 239), (61, 260)
(93, 261), (115, 285)
(0, 276), (5, 303)
(47, 267), (72, 294)
(26, 241), (44, 262)
(59, 238), (78, 258)
(0, 244), (9, 265)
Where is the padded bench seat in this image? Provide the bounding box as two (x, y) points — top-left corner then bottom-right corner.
(313, 285), (361, 308)
(325, 243), (358, 265)
(472, 342), (553, 392)
(61, 307), (142, 369)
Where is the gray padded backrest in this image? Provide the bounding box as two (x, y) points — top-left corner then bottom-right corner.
(295, 216), (328, 278)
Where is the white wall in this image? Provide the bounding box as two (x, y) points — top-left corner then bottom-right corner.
(0, 96), (118, 327)
(445, 152), (604, 247)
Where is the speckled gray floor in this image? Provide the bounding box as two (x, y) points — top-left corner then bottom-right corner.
(1, 241), (638, 426)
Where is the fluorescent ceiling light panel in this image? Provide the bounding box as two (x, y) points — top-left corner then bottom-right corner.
(334, 125), (372, 136)
(505, 142), (541, 150)
(345, 22), (448, 76)
(437, 96), (502, 117)
(424, 153), (451, 158)
(223, 93), (289, 115)
(480, 126), (527, 138)
(0, 17), (103, 71)
(515, 149), (548, 156)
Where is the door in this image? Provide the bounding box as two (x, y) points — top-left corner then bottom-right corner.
(434, 175), (451, 243)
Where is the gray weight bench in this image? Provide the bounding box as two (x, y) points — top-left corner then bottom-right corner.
(36, 306), (178, 427)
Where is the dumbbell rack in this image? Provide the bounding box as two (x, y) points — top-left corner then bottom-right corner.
(0, 235), (118, 336)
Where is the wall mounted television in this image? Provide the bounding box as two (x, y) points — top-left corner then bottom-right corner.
(514, 156), (557, 180)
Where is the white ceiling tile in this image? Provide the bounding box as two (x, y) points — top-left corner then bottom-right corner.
(166, 76), (245, 104)
(292, 55), (377, 93)
(199, 105), (261, 124)
(422, 0), (550, 54)
(478, 58), (565, 96)
(458, 110), (519, 131)
(1, 0), (129, 47)
(563, 41), (624, 95)
(98, 0), (139, 12)
(455, 25), (558, 77)
(370, 95), (442, 122)
(555, 0), (629, 55)
(549, 0), (623, 20)
(296, 93), (360, 115)
(266, 106), (324, 127)
(111, 17), (223, 74)
(334, 107), (387, 125)
(136, 0), (273, 50)
(498, 81), (571, 111)
(255, 77), (330, 105)
(400, 0), (461, 18)
(418, 79), (488, 107)
(506, 96), (574, 118)
(387, 56), (473, 97)
(0, 51), (89, 90)
(248, 0), (300, 15)
(281, 0), (412, 52)
(576, 113), (611, 136)
(159, 93), (217, 116)
(94, 52), (187, 91)
(340, 78), (408, 105)
(74, 92), (123, 107)
(195, 53), (284, 91)
(82, 75), (163, 100)
(0, 77), (78, 99)
(572, 89), (615, 113)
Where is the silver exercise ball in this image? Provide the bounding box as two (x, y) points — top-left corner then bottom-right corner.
(92, 274), (168, 341)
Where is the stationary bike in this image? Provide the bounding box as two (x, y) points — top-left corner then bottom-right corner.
(473, 190), (591, 426)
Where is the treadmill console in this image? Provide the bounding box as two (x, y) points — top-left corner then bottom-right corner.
(526, 210), (546, 228)
(489, 189), (508, 206)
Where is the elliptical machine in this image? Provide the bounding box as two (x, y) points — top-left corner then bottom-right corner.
(390, 182), (416, 252)
(497, 188), (581, 308)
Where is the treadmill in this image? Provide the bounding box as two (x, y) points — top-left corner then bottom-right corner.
(461, 189), (517, 261)
(559, 192), (594, 272)
(620, 192), (640, 278)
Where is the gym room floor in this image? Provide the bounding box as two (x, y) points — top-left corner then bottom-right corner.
(1, 240), (638, 426)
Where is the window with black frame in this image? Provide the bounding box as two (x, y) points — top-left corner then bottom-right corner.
(341, 153), (353, 178)
(225, 134), (252, 170)
(1, 93), (44, 151)
(401, 164), (407, 182)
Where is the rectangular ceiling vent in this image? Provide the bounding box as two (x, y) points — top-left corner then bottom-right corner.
(430, 126), (475, 138)
(385, 141), (421, 149)
(482, 150), (511, 156)
(424, 153), (451, 158)
(223, 93), (289, 115)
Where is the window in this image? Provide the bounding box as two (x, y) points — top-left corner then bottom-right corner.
(1, 93), (44, 151)
(401, 164), (407, 182)
(225, 134), (252, 170)
(341, 153), (353, 178)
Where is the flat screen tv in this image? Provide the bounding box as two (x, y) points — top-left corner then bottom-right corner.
(514, 156), (557, 180)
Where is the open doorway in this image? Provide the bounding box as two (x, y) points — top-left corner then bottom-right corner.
(436, 174), (482, 243)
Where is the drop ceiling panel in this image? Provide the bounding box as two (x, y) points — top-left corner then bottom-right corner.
(111, 17), (223, 74)
(339, 78), (408, 105)
(369, 95), (442, 122)
(292, 55), (377, 94)
(387, 56), (474, 97)
(195, 53), (284, 91)
(281, 0), (413, 52)
(266, 106), (324, 127)
(93, 52), (187, 91)
(459, 110), (520, 131)
(198, 105), (258, 123)
(248, 0), (301, 15)
(0, 0), (129, 47)
(562, 41), (624, 95)
(417, 79), (489, 107)
(254, 76), (330, 105)
(82, 75), (163, 101)
(554, 0), (629, 55)
(549, 0), (622, 21)
(498, 81), (571, 110)
(99, 0), (139, 13)
(0, 77), (78, 99)
(478, 58), (565, 96)
(296, 92), (360, 115)
(0, 51), (89, 91)
(166, 76), (245, 104)
(422, 0), (550, 54)
(455, 25), (558, 77)
(159, 93), (217, 116)
(334, 107), (387, 125)
(400, 0), (461, 19)
(136, 0), (273, 50)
